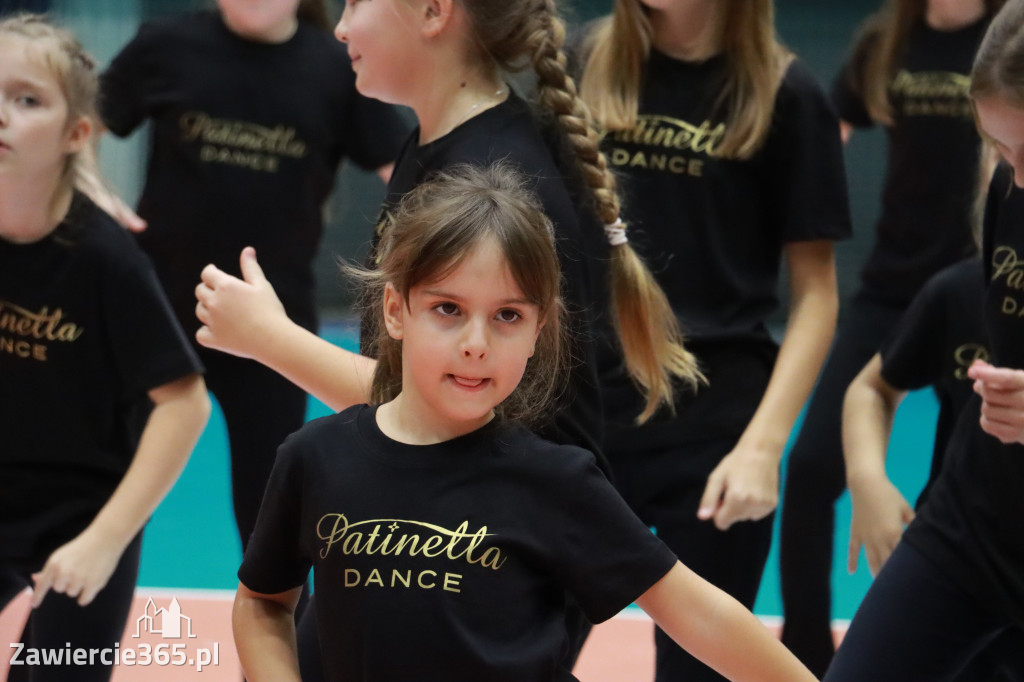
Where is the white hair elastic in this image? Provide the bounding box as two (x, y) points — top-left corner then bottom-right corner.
(604, 218), (628, 246)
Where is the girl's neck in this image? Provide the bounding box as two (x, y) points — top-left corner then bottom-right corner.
(0, 176), (72, 245)
(925, 0), (987, 31)
(376, 393), (494, 445)
(647, 0), (723, 62)
(414, 68), (507, 145)
(221, 14), (299, 44)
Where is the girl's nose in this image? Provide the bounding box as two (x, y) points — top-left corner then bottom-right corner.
(334, 9), (349, 43)
(460, 319), (489, 359)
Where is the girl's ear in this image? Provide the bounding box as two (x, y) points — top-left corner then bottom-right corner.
(64, 116), (92, 155)
(529, 315), (546, 358)
(382, 282), (406, 341)
(421, 0), (454, 38)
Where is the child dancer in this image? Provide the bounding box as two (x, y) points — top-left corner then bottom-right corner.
(825, 1), (1024, 677)
(232, 163), (816, 682)
(0, 15), (209, 681)
(779, 2), (1001, 672)
(843, 258), (1024, 679)
(575, 1), (849, 678)
(97, 0), (409, 559)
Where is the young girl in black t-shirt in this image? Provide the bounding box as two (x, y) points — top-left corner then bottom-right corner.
(575, 3), (849, 679)
(843, 259), (1024, 678)
(824, 2), (1024, 677)
(93, 0), (409, 567)
(779, 1), (1002, 674)
(232, 163), (816, 682)
(194, 0), (702, 670)
(0, 15), (209, 681)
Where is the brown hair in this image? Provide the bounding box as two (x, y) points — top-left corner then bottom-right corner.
(297, 0), (334, 32)
(0, 14), (98, 190)
(354, 163), (566, 425)
(457, 0), (703, 422)
(850, 0), (1005, 125)
(579, 0), (792, 159)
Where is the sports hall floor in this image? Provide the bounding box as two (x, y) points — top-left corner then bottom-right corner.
(1, 320), (936, 680)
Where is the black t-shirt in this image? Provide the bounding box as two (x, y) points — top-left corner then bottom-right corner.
(879, 258), (988, 506)
(592, 47), (850, 433)
(371, 92), (608, 459)
(904, 165), (1024, 624)
(832, 16), (989, 304)
(238, 404), (677, 681)
(0, 194), (203, 566)
(600, 52), (851, 343)
(99, 11), (409, 329)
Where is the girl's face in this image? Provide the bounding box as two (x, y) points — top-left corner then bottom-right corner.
(975, 93), (1024, 189)
(335, 0), (422, 104)
(383, 236), (545, 435)
(0, 35), (89, 231)
(217, 0), (302, 42)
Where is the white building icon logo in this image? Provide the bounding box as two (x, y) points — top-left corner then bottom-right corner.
(133, 597), (197, 639)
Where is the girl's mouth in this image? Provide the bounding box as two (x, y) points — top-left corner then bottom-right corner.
(450, 375), (489, 390)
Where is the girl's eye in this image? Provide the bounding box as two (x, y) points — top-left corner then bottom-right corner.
(434, 302), (459, 316)
(496, 309), (521, 323)
(15, 95), (39, 107)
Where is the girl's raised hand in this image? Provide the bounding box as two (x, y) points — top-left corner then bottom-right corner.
(847, 475), (914, 576)
(31, 530), (122, 608)
(968, 359), (1024, 445)
(195, 247), (289, 360)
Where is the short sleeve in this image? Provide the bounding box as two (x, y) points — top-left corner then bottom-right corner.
(99, 21), (161, 137)
(238, 435), (311, 593)
(879, 270), (951, 390)
(543, 449), (677, 623)
(100, 234), (202, 396)
(765, 60), (852, 244)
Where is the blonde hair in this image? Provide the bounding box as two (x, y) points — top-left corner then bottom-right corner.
(850, 0), (1005, 126)
(970, 0), (1024, 106)
(457, 0), (702, 422)
(355, 163), (567, 426)
(0, 14), (98, 191)
(579, 0), (792, 160)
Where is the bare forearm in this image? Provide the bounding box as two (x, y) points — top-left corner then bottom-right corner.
(842, 362), (900, 485)
(638, 563), (815, 682)
(233, 590), (301, 682)
(740, 283), (837, 459)
(257, 321), (376, 412)
(86, 376), (209, 549)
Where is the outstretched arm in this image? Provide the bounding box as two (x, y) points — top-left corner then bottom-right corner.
(842, 354), (915, 576)
(698, 240), (838, 530)
(32, 374), (210, 607)
(195, 247), (377, 411)
(637, 562), (817, 681)
(233, 582), (303, 682)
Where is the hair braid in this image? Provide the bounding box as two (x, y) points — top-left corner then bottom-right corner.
(525, 0), (704, 422)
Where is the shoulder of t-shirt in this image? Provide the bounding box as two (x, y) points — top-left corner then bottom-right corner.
(928, 258), (985, 295)
(778, 57), (831, 106)
(490, 422), (601, 478)
(69, 195), (152, 271)
(283, 405), (364, 450)
(129, 10), (218, 50)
